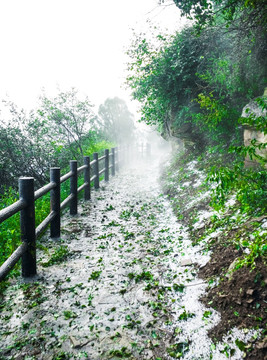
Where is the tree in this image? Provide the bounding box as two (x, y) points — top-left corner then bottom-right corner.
(126, 26), (233, 141)
(126, 17), (266, 147)
(160, 0), (267, 32)
(127, 3), (266, 214)
(38, 88), (99, 158)
(98, 97), (135, 144)
(0, 102), (55, 189)
(0, 89), (105, 191)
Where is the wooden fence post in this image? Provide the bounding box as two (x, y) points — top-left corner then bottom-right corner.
(19, 177), (36, 277)
(146, 143), (151, 157)
(50, 167), (61, 238)
(119, 145), (123, 167)
(105, 149), (109, 182)
(116, 147), (119, 172)
(84, 156), (90, 200)
(111, 148), (115, 176)
(93, 152), (99, 189)
(70, 160), (78, 215)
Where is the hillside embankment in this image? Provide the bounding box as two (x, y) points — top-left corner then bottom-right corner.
(162, 148), (267, 360)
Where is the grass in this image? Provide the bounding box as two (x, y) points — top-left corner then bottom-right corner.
(0, 142), (114, 281)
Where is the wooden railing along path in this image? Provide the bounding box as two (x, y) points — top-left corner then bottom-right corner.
(0, 147), (119, 281)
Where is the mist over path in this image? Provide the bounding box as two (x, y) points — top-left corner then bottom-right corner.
(1, 152), (248, 359)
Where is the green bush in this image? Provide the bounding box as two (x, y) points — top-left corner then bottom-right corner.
(0, 140), (113, 278)
(208, 164), (267, 215)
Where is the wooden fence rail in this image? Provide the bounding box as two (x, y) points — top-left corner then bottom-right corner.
(0, 147), (118, 281)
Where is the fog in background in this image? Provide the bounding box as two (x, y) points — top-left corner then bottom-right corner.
(0, 0), (184, 119)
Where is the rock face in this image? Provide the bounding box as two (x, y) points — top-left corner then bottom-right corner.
(161, 109), (200, 151)
(242, 89), (267, 168)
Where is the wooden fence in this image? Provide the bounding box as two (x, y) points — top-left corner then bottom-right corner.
(0, 147), (118, 281)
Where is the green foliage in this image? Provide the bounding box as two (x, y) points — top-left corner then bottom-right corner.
(0, 89), (111, 190)
(41, 245), (70, 267)
(127, 270), (154, 283)
(0, 188), (20, 271)
(63, 310), (77, 320)
(240, 96), (267, 134)
(53, 352), (72, 360)
(208, 164), (267, 215)
(229, 142), (267, 166)
(0, 139), (113, 279)
(0, 87), (115, 279)
(126, 26), (214, 130)
(173, 283), (185, 292)
(207, 97), (266, 215)
(126, 7), (266, 223)
(193, 93), (240, 141)
(0, 187), (51, 273)
(88, 270), (102, 280)
(167, 0), (267, 33)
(178, 310), (195, 321)
(109, 347), (132, 358)
(0, 105), (54, 189)
(235, 339), (246, 352)
(83, 139), (115, 156)
(38, 88), (97, 157)
(166, 341), (190, 358)
(126, 4), (266, 145)
(234, 231), (267, 269)
(202, 310), (212, 319)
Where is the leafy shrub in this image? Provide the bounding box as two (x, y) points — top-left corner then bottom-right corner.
(235, 231), (267, 269)
(0, 139), (113, 279)
(208, 164), (267, 215)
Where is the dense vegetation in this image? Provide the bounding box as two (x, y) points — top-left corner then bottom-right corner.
(168, 0), (266, 33)
(126, 0), (267, 216)
(0, 89), (110, 191)
(0, 89), (134, 277)
(126, 2), (267, 355)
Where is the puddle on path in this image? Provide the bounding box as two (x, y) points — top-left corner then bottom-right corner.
(0, 154), (256, 359)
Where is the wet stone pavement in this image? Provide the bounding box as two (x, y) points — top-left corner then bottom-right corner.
(0, 155), (249, 359)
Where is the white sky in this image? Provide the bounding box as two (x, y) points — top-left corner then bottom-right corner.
(0, 0), (184, 115)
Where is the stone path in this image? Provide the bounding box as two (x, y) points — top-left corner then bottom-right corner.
(1, 154), (248, 360)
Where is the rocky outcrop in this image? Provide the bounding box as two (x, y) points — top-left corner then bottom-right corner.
(161, 108), (201, 151)
(242, 89), (267, 168)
